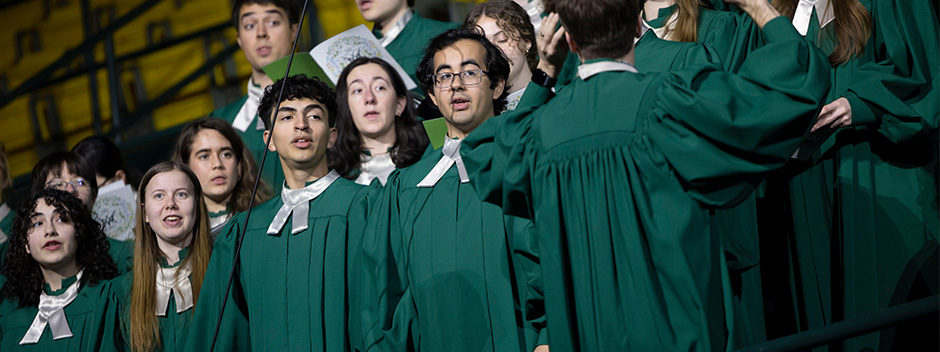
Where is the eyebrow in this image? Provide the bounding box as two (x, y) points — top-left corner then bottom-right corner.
(434, 59), (482, 74)
(241, 9), (285, 21)
(194, 146), (234, 155)
(277, 103), (323, 114)
(350, 76), (390, 85)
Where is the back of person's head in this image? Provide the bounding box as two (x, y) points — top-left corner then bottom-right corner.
(72, 135), (141, 191)
(1, 188), (117, 306)
(258, 74), (338, 130)
(416, 26), (511, 113)
(465, 0), (539, 72)
(556, 0), (638, 60)
(331, 57), (428, 177)
(231, 0), (301, 29)
(31, 151), (99, 201)
(172, 117), (271, 213)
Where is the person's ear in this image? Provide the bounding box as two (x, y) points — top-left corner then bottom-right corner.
(494, 78), (506, 99)
(396, 96), (407, 116)
(114, 170), (127, 184)
(328, 127), (337, 149)
(264, 130), (277, 152)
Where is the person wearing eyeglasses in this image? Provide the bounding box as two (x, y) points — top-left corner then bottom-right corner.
(27, 152), (134, 275)
(353, 26), (561, 352)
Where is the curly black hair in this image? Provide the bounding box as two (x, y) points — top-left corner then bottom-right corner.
(1, 189), (118, 307)
(258, 74), (338, 130)
(329, 57), (430, 179)
(416, 26), (511, 114)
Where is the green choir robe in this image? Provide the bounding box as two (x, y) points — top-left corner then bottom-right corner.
(460, 17), (830, 352)
(354, 145), (545, 352)
(113, 248), (199, 351)
(211, 95), (284, 193)
(635, 31), (767, 349)
(186, 176), (370, 351)
(375, 11), (458, 95)
(773, 1), (939, 350)
(0, 276), (121, 351)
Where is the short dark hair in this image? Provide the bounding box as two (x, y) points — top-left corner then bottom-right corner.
(72, 136), (141, 192)
(232, 0), (301, 30)
(417, 26), (511, 114)
(465, 0), (539, 73)
(1, 189), (118, 306)
(257, 74), (338, 130)
(330, 57), (429, 179)
(556, 0), (638, 60)
(30, 151), (99, 200)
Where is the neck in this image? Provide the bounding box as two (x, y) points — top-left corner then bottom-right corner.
(644, 0), (676, 21)
(361, 130), (397, 156)
(377, 7), (410, 35)
(251, 70), (273, 89)
(509, 68), (532, 95)
(282, 161), (331, 190)
(41, 264), (80, 291)
(445, 117), (491, 140)
(158, 236), (192, 266)
(579, 50), (636, 66)
(204, 196), (230, 214)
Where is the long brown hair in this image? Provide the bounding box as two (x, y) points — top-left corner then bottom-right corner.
(129, 162), (213, 352)
(661, 0), (702, 43)
(773, 0), (871, 65)
(172, 117), (272, 213)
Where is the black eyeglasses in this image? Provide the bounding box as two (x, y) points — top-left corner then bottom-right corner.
(433, 69), (488, 89)
(45, 178), (90, 191)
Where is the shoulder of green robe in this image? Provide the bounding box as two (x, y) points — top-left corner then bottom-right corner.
(390, 147), (447, 189)
(209, 95), (250, 123)
(314, 177), (370, 217)
(409, 12), (460, 35)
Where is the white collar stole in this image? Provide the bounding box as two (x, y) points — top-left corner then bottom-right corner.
(156, 263), (194, 316)
(418, 138), (469, 187)
(793, 0), (836, 36)
(267, 170), (341, 235)
(20, 270), (84, 345)
(578, 60), (638, 80)
(232, 78), (266, 132)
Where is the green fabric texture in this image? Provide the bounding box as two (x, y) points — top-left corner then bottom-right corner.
(210, 94), (285, 194)
(635, 29), (768, 350)
(460, 17), (830, 351)
(378, 12), (458, 96)
(186, 178), (370, 351)
(112, 248), (195, 351)
(0, 279), (121, 351)
(354, 148), (545, 352)
(775, 1), (940, 351)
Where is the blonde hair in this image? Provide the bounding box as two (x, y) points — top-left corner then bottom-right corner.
(129, 162), (213, 351)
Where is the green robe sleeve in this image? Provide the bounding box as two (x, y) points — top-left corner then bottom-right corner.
(183, 215), (250, 352)
(844, 0), (939, 143)
(697, 9), (765, 73)
(508, 217), (547, 348)
(649, 16), (831, 207)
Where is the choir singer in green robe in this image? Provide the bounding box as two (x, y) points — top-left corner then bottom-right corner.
(460, 0), (831, 350)
(186, 75), (371, 351)
(0, 189), (120, 351)
(353, 26), (561, 352)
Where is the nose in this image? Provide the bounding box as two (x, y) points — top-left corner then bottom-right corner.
(257, 23), (268, 38)
(450, 74), (466, 91)
(364, 89), (376, 105)
(166, 195), (179, 209)
(43, 220), (57, 237)
(294, 114), (311, 131)
(211, 154), (224, 170)
(64, 183), (79, 195)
